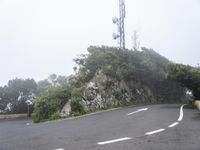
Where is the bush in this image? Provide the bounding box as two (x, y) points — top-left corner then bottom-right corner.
(49, 112), (61, 120)
(32, 112), (40, 123)
(32, 87), (70, 122)
(70, 97), (86, 116)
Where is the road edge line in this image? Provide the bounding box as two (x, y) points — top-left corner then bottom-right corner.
(168, 122), (179, 128)
(178, 104), (186, 122)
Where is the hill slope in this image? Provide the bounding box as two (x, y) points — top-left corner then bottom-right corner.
(71, 46), (186, 112)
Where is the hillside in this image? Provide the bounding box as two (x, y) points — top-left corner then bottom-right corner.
(32, 46), (187, 122)
(71, 46), (185, 111)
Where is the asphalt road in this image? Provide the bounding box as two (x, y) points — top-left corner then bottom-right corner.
(0, 104), (200, 150)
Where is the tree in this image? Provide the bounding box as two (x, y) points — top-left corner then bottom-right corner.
(0, 87), (8, 112)
(0, 78), (37, 114)
(48, 74), (57, 86)
(167, 63), (200, 100)
(37, 79), (52, 95)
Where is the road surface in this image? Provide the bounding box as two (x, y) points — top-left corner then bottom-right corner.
(0, 104), (200, 150)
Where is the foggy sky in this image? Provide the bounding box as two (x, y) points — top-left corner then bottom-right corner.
(0, 0), (200, 86)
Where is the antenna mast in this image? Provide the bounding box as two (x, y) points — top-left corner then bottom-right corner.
(113, 0), (126, 49)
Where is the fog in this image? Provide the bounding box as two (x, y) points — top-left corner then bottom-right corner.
(0, 0), (200, 86)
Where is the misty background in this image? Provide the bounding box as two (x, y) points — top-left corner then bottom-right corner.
(0, 0), (200, 86)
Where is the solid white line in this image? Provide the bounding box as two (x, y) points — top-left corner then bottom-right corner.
(127, 110), (140, 115)
(145, 129), (165, 135)
(127, 108), (148, 116)
(97, 137), (132, 145)
(178, 104), (186, 122)
(168, 122), (179, 128)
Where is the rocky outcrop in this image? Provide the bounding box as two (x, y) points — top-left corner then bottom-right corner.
(66, 47), (187, 114)
(60, 101), (71, 117)
(80, 70), (156, 112)
(194, 100), (200, 110)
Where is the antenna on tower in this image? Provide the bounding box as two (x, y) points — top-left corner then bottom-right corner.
(112, 0), (126, 49)
(132, 30), (140, 51)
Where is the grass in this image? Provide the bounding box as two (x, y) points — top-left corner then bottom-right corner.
(0, 114), (27, 120)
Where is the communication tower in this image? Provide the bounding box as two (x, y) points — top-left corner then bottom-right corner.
(112, 0), (126, 49)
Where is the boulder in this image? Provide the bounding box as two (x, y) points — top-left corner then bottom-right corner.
(194, 100), (200, 110)
(60, 101), (71, 117)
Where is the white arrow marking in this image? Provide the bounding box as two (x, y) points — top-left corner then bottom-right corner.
(97, 137), (132, 145)
(127, 108), (148, 116)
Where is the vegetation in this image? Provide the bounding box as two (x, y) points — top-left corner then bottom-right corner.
(0, 46), (192, 122)
(167, 63), (200, 100)
(70, 97), (86, 116)
(0, 78), (37, 114)
(74, 46), (185, 103)
(0, 74), (68, 115)
(32, 86), (71, 122)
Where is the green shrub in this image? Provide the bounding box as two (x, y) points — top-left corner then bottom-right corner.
(49, 112), (61, 120)
(32, 87), (70, 122)
(32, 96), (50, 122)
(32, 112), (40, 123)
(70, 97), (86, 116)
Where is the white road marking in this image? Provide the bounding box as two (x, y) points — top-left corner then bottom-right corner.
(26, 123), (30, 126)
(127, 108), (148, 116)
(178, 104), (186, 122)
(145, 129), (165, 135)
(54, 148), (64, 150)
(145, 104), (186, 136)
(168, 122), (179, 128)
(97, 137), (132, 145)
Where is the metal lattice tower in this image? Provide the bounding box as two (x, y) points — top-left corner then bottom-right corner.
(113, 0), (126, 49)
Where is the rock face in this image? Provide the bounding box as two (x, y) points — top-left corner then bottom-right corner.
(74, 69), (186, 113)
(60, 101), (71, 117)
(79, 70), (156, 112)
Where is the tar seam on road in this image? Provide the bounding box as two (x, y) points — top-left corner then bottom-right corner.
(97, 137), (132, 145)
(127, 108), (148, 116)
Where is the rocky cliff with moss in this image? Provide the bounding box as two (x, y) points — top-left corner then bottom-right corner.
(71, 46), (186, 112)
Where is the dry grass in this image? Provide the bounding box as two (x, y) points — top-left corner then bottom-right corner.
(0, 114), (27, 120)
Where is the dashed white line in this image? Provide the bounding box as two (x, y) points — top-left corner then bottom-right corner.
(178, 104), (186, 122)
(26, 123), (30, 126)
(97, 104), (186, 146)
(97, 137), (132, 145)
(127, 108), (148, 116)
(168, 122), (179, 128)
(54, 148), (64, 150)
(145, 129), (165, 136)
